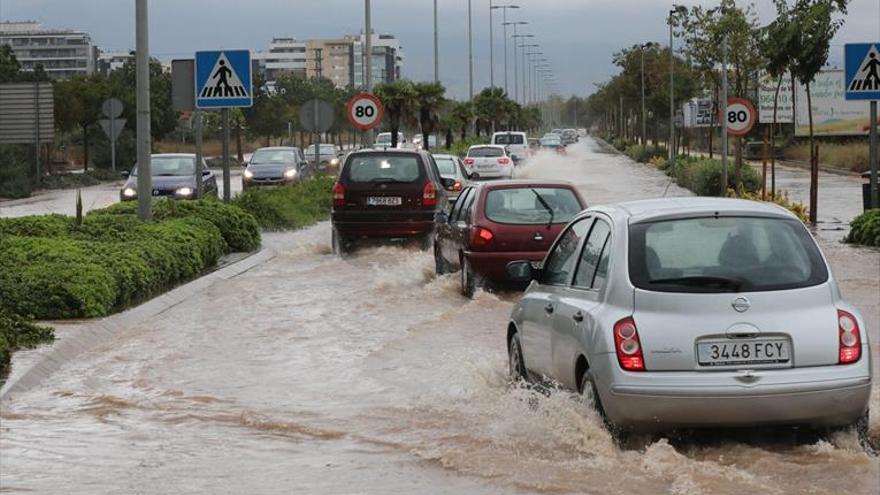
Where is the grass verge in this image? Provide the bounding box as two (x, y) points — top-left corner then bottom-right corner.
(0, 309), (54, 379)
(786, 141), (869, 173)
(232, 176), (334, 231)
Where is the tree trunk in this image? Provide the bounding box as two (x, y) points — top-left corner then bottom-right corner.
(82, 125), (89, 171)
(771, 76), (782, 199)
(807, 82), (817, 225)
(235, 123), (243, 163)
(445, 129), (453, 148)
(734, 136), (743, 196)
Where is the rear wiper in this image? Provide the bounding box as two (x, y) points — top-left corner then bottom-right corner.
(648, 276), (745, 291)
(531, 188), (554, 228)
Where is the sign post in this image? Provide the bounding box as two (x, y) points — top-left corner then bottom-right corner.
(195, 49), (252, 202)
(100, 98), (125, 171)
(845, 43), (880, 210)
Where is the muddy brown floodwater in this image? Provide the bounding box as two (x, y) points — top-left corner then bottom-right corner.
(1, 138), (878, 494)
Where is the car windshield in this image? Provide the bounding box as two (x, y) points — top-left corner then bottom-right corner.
(541, 138), (561, 146)
(251, 149), (295, 163)
(434, 157), (458, 177)
(375, 133), (395, 144)
(494, 134), (524, 145)
(468, 147), (504, 158)
(305, 145), (337, 154)
(345, 155), (422, 183)
(484, 187), (581, 225)
(132, 156), (194, 176)
(628, 216), (828, 293)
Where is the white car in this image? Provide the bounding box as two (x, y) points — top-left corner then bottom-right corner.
(491, 131), (528, 162)
(374, 131), (408, 149)
(506, 198), (872, 445)
(463, 145), (514, 179)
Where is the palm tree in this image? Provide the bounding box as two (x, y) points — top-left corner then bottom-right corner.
(473, 87), (510, 133)
(374, 80), (417, 147)
(450, 101), (473, 141)
(413, 82), (446, 151)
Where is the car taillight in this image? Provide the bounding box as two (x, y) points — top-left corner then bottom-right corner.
(497, 157), (510, 165)
(422, 181), (437, 208)
(332, 182), (345, 208)
(471, 226), (494, 247)
(838, 309), (861, 364)
(614, 317), (645, 371)
(463, 158), (475, 165)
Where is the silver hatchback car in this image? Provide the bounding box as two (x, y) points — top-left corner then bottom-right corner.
(506, 198), (871, 439)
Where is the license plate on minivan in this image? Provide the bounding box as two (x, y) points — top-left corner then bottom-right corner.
(697, 339), (791, 367)
(366, 196), (402, 206)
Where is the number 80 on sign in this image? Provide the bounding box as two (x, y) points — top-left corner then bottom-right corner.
(346, 93), (384, 131)
(721, 97), (757, 136)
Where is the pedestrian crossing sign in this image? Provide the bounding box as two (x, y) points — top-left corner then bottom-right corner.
(845, 43), (880, 101)
(195, 50), (252, 109)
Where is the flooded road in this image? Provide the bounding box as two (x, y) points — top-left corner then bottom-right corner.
(1, 138), (878, 494)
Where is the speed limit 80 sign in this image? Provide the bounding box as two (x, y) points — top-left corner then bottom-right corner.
(722, 97), (757, 136)
(346, 93), (384, 131)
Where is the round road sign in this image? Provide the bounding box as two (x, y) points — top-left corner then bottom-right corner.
(102, 98), (124, 118)
(346, 93), (384, 131)
(722, 97), (757, 136)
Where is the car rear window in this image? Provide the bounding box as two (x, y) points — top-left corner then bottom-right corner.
(344, 155), (422, 183)
(434, 157), (458, 176)
(628, 216), (828, 293)
(540, 138), (561, 146)
(484, 187), (582, 225)
(494, 134), (524, 145)
(469, 147), (504, 158)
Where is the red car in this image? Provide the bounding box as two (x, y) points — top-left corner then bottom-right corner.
(433, 180), (586, 297)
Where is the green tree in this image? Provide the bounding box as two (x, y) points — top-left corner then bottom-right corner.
(374, 79), (417, 147)
(413, 82), (446, 151)
(473, 87), (511, 133)
(53, 74), (108, 169)
(0, 46), (48, 82)
(450, 101), (473, 140)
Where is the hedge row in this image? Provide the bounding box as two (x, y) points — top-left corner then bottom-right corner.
(664, 157), (762, 197)
(0, 200), (260, 320)
(846, 209), (880, 247)
(0, 309), (54, 377)
(231, 176), (334, 231)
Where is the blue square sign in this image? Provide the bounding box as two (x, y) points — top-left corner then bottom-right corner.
(195, 50), (253, 109)
(845, 43), (880, 101)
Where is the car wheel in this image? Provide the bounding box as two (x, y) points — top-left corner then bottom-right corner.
(332, 227), (352, 256)
(460, 256), (477, 298)
(508, 332), (527, 382)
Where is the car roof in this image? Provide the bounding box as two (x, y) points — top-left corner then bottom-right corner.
(586, 197), (797, 224)
(469, 144), (506, 149)
(348, 148), (425, 157)
(152, 153), (195, 158)
(255, 146), (299, 151)
(431, 154), (457, 159)
(470, 179), (576, 190)
(492, 131), (526, 135)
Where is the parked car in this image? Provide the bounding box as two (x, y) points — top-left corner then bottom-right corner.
(463, 145), (514, 180)
(505, 197), (871, 444)
(331, 149), (455, 254)
(374, 131), (408, 149)
(120, 153), (216, 201)
(432, 153), (471, 203)
(539, 136), (566, 154)
(304, 144), (341, 170)
(491, 131), (529, 163)
(242, 147), (310, 189)
(561, 128), (578, 145)
(434, 180), (586, 297)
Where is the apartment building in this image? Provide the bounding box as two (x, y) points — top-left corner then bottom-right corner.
(0, 21), (98, 79)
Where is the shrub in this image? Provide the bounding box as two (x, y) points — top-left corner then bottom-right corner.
(734, 189), (809, 223)
(0, 309), (54, 378)
(846, 209), (880, 247)
(40, 172), (100, 190)
(0, 144), (35, 199)
(624, 144), (668, 163)
(232, 176), (334, 231)
(669, 157), (761, 197)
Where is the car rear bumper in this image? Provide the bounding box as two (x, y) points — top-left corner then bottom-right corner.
(333, 210), (436, 238)
(465, 250), (546, 281)
(599, 364), (872, 431)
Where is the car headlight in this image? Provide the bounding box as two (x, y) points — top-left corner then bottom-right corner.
(176, 187), (193, 196)
(122, 187), (137, 198)
(243, 169), (254, 179)
(330, 158), (340, 166)
(284, 168), (298, 178)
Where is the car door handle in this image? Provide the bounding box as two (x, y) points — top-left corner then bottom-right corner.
(544, 303), (554, 314)
(572, 311), (584, 323)
(533, 233), (544, 241)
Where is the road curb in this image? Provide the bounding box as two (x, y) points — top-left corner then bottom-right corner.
(0, 247), (277, 402)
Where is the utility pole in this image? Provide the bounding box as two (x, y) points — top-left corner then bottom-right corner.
(668, 9), (675, 170)
(135, 0), (151, 221)
(721, 35), (729, 195)
(194, 111), (203, 198)
(870, 101), (878, 208)
(640, 45), (647, 146)
(489, 0), (494, 88)
(495, 6), (521, 96)
(433, 0), (439, 82)
(221, 108), (230, 202)
(365, 0), (373, 145)
(468, 0), (474, 101)
(512, 23), (519, 103)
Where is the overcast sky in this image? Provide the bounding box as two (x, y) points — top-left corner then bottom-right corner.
(2, 0), (879, 99)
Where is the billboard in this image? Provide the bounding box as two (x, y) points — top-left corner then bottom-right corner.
(758, 73), (794, 124)
(795, 70), (871, 136)
(0, 82), (54, 145)
(681, 97), (716, 128)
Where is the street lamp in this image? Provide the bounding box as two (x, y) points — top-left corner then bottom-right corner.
(519, 43), (539, 105)
(512, 33), (534, 103)
(668, 4), (687, 167)
(639, 42), (657, 146)
(503, 20), (527, 99)
(492, 4), (519, 93)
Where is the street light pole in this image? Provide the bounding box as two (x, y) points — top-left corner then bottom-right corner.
(495, 5), (518, 96)
(721, 35), (729, 195)
(467, 0), (474, 102)
(433, 0), (439, 82)
(640, 45), (647, 146)
(489, 0), (494, 88)
(512, 24), (519, 103)
(135, 0), (151, 221)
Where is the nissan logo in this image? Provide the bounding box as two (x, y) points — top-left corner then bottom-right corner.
(732, 297), (751, 313)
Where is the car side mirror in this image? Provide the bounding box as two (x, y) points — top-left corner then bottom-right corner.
(202, 169), (211, 176)
(468, 172), (480, 180)
(120, 171), (129, 179)
(440, 177), (456, 190)
(506, 260), (537, 282)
